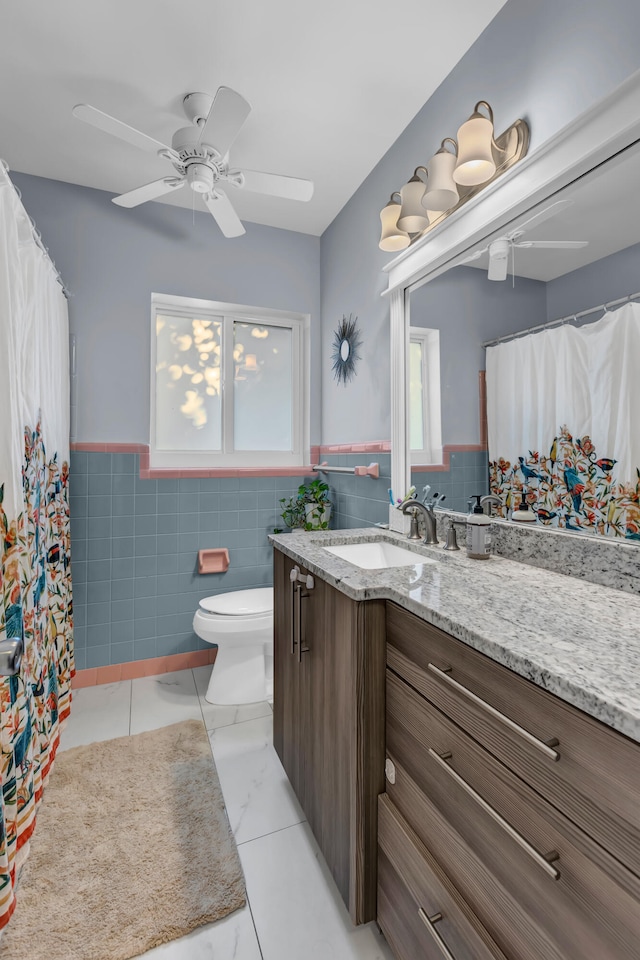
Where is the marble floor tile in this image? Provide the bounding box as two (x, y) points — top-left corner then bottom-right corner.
(240, 821), (394, 960)
(60, 680), (131, 750)
(130, 670), (203, 735)
(138, 905), (262, 960)
(210, 714), (304, 845)
(192, 665), (272, 731)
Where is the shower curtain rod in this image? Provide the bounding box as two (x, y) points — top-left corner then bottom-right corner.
(482, 288), (640, 348)
(0, 159), (71, 299)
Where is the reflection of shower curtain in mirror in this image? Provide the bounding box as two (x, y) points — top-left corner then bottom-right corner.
(486, 303), (640, 539)
(0, 166), (73, 928)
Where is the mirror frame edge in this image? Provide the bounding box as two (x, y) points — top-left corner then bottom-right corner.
(385, 69), (640, 501)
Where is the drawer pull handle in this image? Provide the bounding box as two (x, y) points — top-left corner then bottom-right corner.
(429, 748), (560, 881)
(428, 663), (560, 762)
(418, 909), (457, 960)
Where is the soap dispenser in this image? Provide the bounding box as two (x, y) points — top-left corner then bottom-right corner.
(467, 495), (491, 559)
(511, 488), (537, 523)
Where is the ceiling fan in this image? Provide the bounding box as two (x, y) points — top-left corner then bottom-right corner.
(72, 87), (314, 238)
(459, 200), (589, 280)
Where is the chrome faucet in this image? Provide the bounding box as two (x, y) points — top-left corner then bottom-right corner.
(401, 499), (439, 545)
(480, 494), (503, 516)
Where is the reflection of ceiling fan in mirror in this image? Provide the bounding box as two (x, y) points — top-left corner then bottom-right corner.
(72, 87), (314, 238)
(460, 199), (588, 281)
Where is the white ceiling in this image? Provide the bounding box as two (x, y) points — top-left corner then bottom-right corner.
(0, 0), (508, 236)
(464, 139), (640, 281)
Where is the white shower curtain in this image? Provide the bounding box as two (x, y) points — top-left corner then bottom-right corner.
(0, 164), (73, 927)
(486, 303), (640, 538)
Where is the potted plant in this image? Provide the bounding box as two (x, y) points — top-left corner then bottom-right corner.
(277, 494), (306, 532)
(299, 478), (332, 530)
(276, 479), (332, 532)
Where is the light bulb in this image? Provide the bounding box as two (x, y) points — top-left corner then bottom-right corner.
(454, 102), (497, 186)
(423, 139), (459, 211)
(379, 194), (410, 252)
(397, 169), (429, 233)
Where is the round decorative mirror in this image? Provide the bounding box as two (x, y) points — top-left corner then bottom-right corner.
(340, 339), (350, 362)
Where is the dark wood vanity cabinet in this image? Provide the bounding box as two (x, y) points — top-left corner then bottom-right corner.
(381, 601), (640, 960)
(272, 546), (386, 924)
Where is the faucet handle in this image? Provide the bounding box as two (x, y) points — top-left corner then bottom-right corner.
(443, 519), (467, 551)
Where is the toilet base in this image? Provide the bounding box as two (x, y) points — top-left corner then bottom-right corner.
(205, 642), (267, 705)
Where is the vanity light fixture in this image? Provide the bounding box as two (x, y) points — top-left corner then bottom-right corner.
(378, 101), (529, 252)
(397, 167), (429, 233)
(422, 139), (459, 211)
(453, 101), (497, 186)
(379, 193), (411, 252)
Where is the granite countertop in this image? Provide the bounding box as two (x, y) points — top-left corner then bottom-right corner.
(269, 527), (640, 743)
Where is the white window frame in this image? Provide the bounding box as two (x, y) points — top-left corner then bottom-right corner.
(409, 326), (442, 466)
(150, 293), (310, 469)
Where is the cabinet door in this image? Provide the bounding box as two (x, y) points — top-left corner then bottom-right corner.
(273, 546), (386, 925)
(273, 549), (306, 801)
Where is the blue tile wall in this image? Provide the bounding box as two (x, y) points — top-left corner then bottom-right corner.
(412, 450), (489, 513)
(321, 454), (392, 529)
(70, 451), (307, 669)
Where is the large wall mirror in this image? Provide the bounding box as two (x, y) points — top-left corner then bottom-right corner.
(386, 73), (640, 542)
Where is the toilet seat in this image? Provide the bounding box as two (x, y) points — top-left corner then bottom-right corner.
(199, 587), (273, 617)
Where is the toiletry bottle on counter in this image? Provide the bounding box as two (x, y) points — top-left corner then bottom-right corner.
(467, 495), (491, 559)
(511, 488), (537, 522)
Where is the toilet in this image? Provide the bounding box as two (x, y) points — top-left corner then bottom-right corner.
(193, 588), (274, 705)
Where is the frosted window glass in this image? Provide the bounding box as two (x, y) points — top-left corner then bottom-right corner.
(155, 314), (222, 450)
(410, 340), (424, 451)
(234, 322), (292, 450)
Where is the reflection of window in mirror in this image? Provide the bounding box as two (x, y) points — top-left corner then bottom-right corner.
(409, 327), (442, 465)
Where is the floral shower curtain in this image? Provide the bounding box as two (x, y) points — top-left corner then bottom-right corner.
(0, 165), (73, 927)
(486, 302), (640, 538)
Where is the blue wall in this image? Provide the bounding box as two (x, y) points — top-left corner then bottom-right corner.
(546, 240), (640, 321)
(320, 0), (640, 444)
(12, 172), (321, 445)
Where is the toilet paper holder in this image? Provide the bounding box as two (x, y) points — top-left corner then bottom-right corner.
(198, 548), (230, 574)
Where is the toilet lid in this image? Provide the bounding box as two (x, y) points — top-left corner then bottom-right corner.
(199, 587), (273, 616)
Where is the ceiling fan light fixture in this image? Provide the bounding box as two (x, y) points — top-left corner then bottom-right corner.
(422, 139), (459, 212)
(397, 168), (429, 233)
(487, 237), (510, 281)
(379, 193), (410, 252)
(187, 163), (214, 193)
(454, 101), (497, 186)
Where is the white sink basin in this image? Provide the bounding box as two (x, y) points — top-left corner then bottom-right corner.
(323, 540), (436, 570)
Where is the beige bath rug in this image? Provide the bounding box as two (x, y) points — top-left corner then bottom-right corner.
(0, 719), (245, 960)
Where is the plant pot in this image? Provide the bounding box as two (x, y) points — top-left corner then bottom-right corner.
(304, 502), (332, 530)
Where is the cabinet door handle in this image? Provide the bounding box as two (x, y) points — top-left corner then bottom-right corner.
(428, 748), (560, 880)
(298, 593), (310, 662)
(427, 663), (560, 762)
(418, 909), (456, 960)
(290, 577), (298, 655)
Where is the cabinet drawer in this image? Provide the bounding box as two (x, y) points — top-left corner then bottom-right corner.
(386, 670), (640, 960)
(386, 600), (640, 876)
(378, 795), (506, 960)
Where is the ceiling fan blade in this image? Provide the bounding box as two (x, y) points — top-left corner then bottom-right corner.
(73, 103), (177, 157)
(513, 240), (589, 249)
(239, 169), (314, 202)
(112, 178), (185, 208)
(506, 199), (574, 240)
(203, 190), (246, 238)
(457, 248), (486, 266)
(197, 87), (251, 155)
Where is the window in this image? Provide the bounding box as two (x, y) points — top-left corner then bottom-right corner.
(151, 294), (309, 468)
(409, 326), (442, 465)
